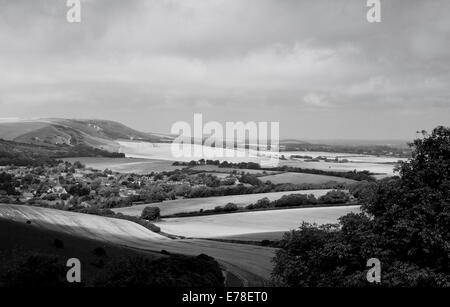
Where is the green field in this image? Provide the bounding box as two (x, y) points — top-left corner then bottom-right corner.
(259, 172), (356, 185)
(155, 205), (360, 239)
(112, 189), (332, 217)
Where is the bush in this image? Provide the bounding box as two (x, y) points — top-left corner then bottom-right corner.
(93, 254), (224, 287)
(318, 190), (350, 204)
(93, 247), (106, 257)
(223, 203), (238, 212)
(273, 193), (317, 208)
(140, 206), (160, 221)
(1, 254), (67, 287)
(254, 197), (271, 209)
(53, 239), (64, 249)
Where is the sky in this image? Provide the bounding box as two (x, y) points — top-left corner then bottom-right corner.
(0, 0), (449, 140)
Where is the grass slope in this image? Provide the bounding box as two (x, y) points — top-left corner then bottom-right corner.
(0, 204), (276, 285)
(0, 217), (162, 283)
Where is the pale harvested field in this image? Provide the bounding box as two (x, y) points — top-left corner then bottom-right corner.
(0, 204), (275, 285)
(155, 205), (361, 239)
(112, 189), (332, 217)
(259, 172), (356, 185)
(63, 157), (182, 174)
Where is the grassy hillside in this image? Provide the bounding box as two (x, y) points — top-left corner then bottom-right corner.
(0, 119), (172, 148)
(0, 217), (224, 287)
(0, 204), (276, 286)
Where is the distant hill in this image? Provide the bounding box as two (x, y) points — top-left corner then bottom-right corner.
(0, 118), (173, 151)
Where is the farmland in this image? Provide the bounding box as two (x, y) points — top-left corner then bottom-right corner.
(0, 204), (276, 285)
(155, 205), (361, 239)
(117, 141), (401, 177)
(259, 172), (356, 185)
(112, 189), (333, 217)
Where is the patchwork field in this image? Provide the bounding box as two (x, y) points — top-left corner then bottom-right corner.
(155, 205), (361, 239)
(259, 172), (356, 185)
(0, 204), (276, 285)
(116, 141), (400, 178)
(112, 189), (333, 217)
(63, 157), (182, 174)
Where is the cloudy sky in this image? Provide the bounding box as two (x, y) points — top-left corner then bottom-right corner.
(0, 0), (449, 140)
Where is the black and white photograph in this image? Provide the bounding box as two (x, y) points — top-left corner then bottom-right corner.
(0, 0), (449, 300)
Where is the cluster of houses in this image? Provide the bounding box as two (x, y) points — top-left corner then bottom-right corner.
(0, 162), (242, 208)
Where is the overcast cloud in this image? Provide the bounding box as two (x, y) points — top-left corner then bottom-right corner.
(0, 0), (449, 140)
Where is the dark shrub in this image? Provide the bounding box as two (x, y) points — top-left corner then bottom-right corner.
(223, 203), (238, 212)
(93, 247), (106, 257)
(53, 239), (64, 249)
(93, 254), (224, 287)
(318, 190), (350, 204)
(140, 206), (160, 221)
(1, 255), (67, 287)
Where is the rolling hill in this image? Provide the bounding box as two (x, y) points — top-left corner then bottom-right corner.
(0, 118), (173, 151)
(0, 204), (276, 286)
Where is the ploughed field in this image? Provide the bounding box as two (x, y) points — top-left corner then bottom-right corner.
(0, 204), (275, 286)
(112, 189), (333, 217)
(155, 205), (361, 239)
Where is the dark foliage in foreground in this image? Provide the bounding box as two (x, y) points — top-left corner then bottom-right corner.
(0, 252), (224, 287)
(272, 126), (450, 286)
(1, 254), (68, 287)
(93, 254), (224, 287)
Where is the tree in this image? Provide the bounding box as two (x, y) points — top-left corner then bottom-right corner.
(272, 126), (450, 287)
(318, 190), (350, 204)
(141, 206), (160, 221)
(223, 203), (238, 212)
(73, 161), (85, 169)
